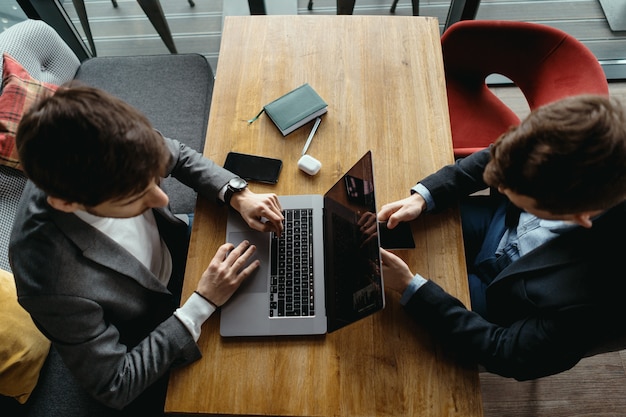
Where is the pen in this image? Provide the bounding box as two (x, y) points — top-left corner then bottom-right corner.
(302, 117), (322, 156)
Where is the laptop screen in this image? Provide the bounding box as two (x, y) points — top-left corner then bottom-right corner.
(323, 151), (384, 332)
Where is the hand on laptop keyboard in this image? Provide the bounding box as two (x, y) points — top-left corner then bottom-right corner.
(195, 240), (260, 307)
(229, 189), (285, 237)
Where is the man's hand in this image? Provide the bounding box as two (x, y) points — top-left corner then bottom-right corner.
(230, 188), (284, 236)
(379, 248), (417, 294)
(195, 240), (259, 306)
(377, 193), (426, 229)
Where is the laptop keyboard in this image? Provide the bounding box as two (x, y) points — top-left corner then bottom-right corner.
(269, 209), (315, 317)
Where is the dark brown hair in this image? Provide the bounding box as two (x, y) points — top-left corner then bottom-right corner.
(483, 94), (626, 213)
(16, 84), (170, 206)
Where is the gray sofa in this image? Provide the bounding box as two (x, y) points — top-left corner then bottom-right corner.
(0, 19), (214, 416)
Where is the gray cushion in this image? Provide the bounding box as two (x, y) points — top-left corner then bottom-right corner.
(0, 166), (27, 272)
(0, 20), (79, 88)
(74, 54), (214, 214)
(0, 19), (80, 272)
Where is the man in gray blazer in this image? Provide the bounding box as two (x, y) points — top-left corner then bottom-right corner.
(378, 94), (626, 380)
(9, 85), (284, 415)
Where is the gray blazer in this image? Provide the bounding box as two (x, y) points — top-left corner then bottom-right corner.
(9, 137), (235, 410)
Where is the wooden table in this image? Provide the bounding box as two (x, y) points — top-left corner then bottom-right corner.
(165, 15), (482, 417)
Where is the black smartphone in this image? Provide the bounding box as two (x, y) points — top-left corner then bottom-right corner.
(223, 152), (283, 184)
(378, 221), (416, 249)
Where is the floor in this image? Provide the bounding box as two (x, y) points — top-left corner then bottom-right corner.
(22, 1), (626, 416)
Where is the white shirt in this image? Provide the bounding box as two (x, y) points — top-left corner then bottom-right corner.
(75, 210), (172, 283)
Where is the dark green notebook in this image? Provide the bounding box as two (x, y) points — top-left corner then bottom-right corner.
(252, 83), (328, 136)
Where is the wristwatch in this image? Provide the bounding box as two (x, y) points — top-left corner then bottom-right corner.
(224, 177), (248, 206)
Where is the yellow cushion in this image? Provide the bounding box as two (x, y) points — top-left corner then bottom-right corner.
(0, 268), (51, 403)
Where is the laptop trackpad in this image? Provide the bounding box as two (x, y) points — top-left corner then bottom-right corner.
(228, 231), (270, 293)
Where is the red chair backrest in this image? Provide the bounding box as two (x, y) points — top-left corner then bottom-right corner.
(442, 20), (609, 158)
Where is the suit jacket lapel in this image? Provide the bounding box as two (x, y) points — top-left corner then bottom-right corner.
(49, 209), (170, 294)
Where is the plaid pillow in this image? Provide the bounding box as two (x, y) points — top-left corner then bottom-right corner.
(0, 53), (58, 170)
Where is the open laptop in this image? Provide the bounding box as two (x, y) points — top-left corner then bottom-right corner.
(221, 151), (385, 336)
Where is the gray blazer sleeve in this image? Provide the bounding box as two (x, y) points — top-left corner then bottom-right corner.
(23, 293), (201, 409)
(162, 135), (236, 202)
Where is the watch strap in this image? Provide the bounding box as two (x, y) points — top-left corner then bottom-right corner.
(224, 178), (248, 206)
(224, 186), (236, 206)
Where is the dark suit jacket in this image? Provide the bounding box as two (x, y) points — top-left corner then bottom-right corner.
(407, 148), (626, 380)
(9, 137), (235, 409)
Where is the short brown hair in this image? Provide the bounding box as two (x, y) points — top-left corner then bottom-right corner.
(16, 84), (170, 206)
(483, 94), (626, 214)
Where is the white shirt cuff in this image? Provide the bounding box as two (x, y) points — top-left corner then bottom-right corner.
(173, 292), (217, 342)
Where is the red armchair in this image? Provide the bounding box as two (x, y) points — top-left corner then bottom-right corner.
(441, 20), (609, 158)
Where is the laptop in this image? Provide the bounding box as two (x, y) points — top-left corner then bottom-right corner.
(221, 151), (385, 336)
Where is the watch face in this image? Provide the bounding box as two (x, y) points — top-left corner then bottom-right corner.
(229, 177), (248, 190)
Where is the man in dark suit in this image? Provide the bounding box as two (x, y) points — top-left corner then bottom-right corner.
(377, 94), (626, 380)
(9, 85), (284, 415)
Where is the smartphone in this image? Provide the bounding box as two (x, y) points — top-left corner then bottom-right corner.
(378, 221), (416, 249)
(223, 152), (283, 184)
